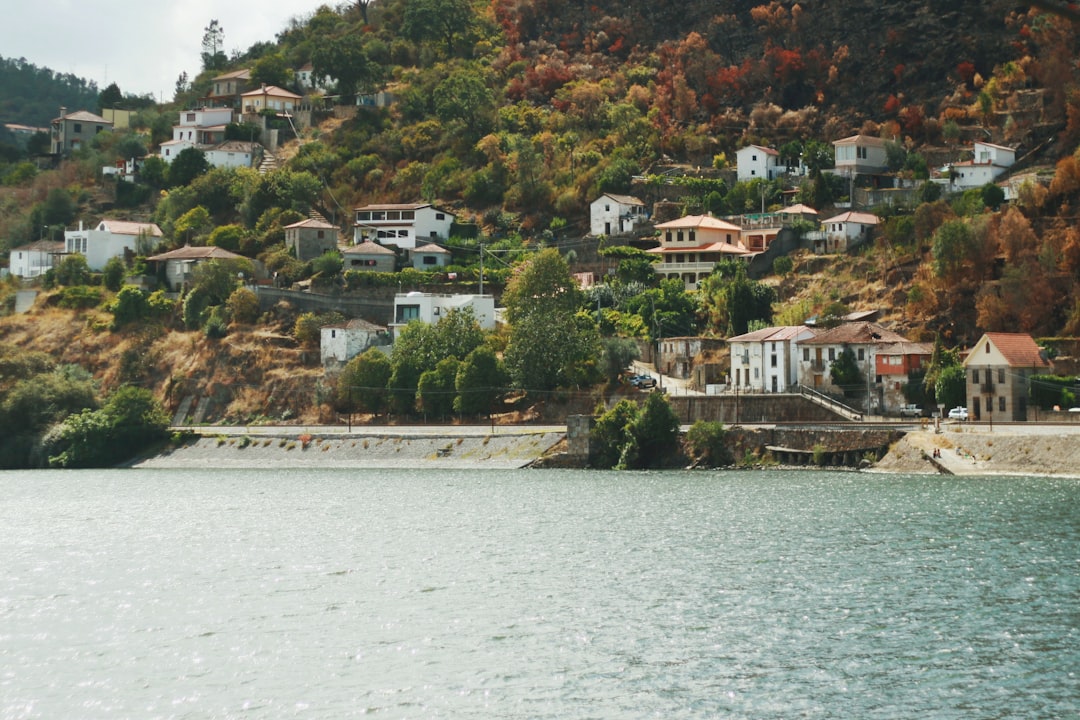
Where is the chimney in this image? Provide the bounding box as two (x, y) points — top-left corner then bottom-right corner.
(59, 106), (67, 119)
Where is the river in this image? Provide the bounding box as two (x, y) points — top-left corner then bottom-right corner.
(2, 468), (1077, 719)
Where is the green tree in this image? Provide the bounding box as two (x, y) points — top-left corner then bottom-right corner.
(225, 287), (259, 324)
(931, 219), (975, 280)
(591, 398), (640, 469)
(830, 347), (863, 395)
(601, 337), (641, 385)
(311, 33), (379, 98)
(208, 224), (246, 252)
(109, 286), (150, 329)
(53, 254), (90, 286)
(627, 391), (681, 468)
(402, 0), (475, 55)
(42, 187), (77, 226)
(685, 420), (733, 467)
(454, 345), (508, 417)
(251, 53), (291, 88)
(46, 386), (169, 468)
(101, 256), (126, 292)
(935, 365), (967, 410)
(201, 19), (227, 72)
(98, 82), (123, 112)
(168, 147), (211, 187)
(417, 357), (461, 419)
(338, 347), (392, 415)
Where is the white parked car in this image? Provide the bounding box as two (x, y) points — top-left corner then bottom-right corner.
(948, 406), (969, 420)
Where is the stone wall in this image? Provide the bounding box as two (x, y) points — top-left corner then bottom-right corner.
(666, 393), (847, 424)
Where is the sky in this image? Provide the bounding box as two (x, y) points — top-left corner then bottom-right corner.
(2, 0), (337, 101)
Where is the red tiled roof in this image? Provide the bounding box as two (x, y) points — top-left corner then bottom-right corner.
(983, 332), (1049, 368)
(655, 214), (742, 232)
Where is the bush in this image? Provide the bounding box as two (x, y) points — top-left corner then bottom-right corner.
(46, 386), (169, 468)
(685, 420), (733, 467)
(102, 257), (126, 292)
(55, 286), (103, 309)
(225, 287), (260, 324)
(772, 255), (794, 276)
(109, 286), (150, 329)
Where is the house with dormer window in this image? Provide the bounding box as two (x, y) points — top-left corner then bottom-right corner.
(962, 332), (1048, 422)
(353, 203), (454, 250)
(64, 219), (164, 270)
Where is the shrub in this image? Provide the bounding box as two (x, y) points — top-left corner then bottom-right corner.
(772, 255), (794, 276)
(55, 286), (103, 309)
(109, 286), (150, 329)
(685, 420), (734, 467)
(225, 287), (260, 324)
(102, 257), (126, 292)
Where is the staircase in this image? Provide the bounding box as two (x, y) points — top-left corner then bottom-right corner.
(797, 385), (864, 421)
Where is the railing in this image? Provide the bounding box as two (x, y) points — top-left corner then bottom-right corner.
(797, 384), (863, 421)
(809, 361), (826, 372)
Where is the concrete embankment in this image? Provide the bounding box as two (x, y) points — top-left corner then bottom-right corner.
(134, 431), (566, 470)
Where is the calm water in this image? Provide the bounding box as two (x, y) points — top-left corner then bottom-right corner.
(1, 468), (1077, 719)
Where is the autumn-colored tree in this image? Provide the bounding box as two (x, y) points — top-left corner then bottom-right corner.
(997, 206), (1039, 264)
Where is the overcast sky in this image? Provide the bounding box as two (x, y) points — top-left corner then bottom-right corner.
(2, 1), (336, 101)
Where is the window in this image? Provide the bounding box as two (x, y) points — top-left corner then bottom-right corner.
(357, 211), (371, 222)
(435, 213), (445, 220)
(688, 230), (696, 243)
(73, 123), (82, 133)
(665, 231), (673, 242)
(396, 304), (420, 322)
(999, 396), (1006, 412)
(677, 230), (684, 242)
(605, 205), (610, 211)
(387, 211), (401, 220)
(402, 211), (414, 220)
(986, 344), (991, 353)
(317, 231), (324, 239)
(771, 354), (777, 367)
(422, 255), (437, 265)
(857, 348), (865, 361)
(998, 368), (1005, 383)
(828, 348), (835, 361)
(973, 370), (979, 384)
(803, 348), (810, 361)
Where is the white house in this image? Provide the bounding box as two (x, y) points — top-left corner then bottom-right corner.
(353, 203), (455, 250)
(204, 140), (260, 169)
(320, 318), (389, 368)
(9, 240), (63, 278)
(647, 214), (751, 290)
(736, 144), (784, 181)
(64, 219), (164, 270)
(832, 134), (889, 176)
(815, 211), (880, 253)
(295, 63), (332, 94)
(159, 107), (233, 164)
(390, 292), (495, 339)
(412, 243), (452, 270)
(728, 325), (818, 393)
(949, 140), (1017, 190)
(589, 193), (648, 237)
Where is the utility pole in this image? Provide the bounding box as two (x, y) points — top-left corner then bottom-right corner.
(479, 242), (484, 295)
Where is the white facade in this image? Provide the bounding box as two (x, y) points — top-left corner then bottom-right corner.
(736, 144), (783, 182)
(64, 220), (164, 270)
(833, 134), (889, 175)
(204, 141), (258, 169)
(728, 326), (817, 392)
(949, 141), (1017, 190)
(390, 292), (495, 338)
(320, 319), (388, 368)
(353, 204), (455, 250)
(589, 193), (648, 237)
(160, 107), (233, 165)
(815, 211), (880, 253)
(9, 240), (63, 278)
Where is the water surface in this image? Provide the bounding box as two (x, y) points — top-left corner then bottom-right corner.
(2, 468), (1077, 718)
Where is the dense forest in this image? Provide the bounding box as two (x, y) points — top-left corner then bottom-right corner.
(0, 56), (102, 127)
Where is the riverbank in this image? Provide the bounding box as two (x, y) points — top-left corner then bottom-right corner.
(133, 424), (1080, 476)
(134, 431), (566, 470)
(871, 424), (1080, 477)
